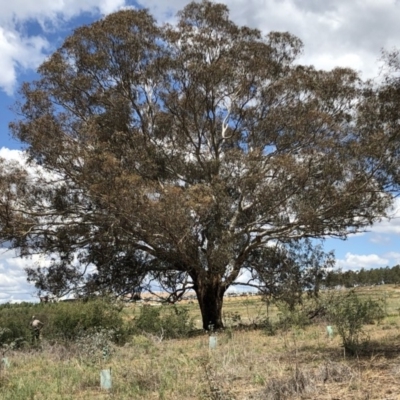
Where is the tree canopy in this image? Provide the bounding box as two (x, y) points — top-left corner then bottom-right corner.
(1, 1), (399, 329)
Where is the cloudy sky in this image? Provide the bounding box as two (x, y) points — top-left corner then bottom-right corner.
(1, 0), (400, 302)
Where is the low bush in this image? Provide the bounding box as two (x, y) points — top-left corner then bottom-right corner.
(260, 317), (277, 336)
(0, 303), (44, 344)
(45, 299), (126, 343)
(0, 299), (127, 345)
(223, 311), (242, 328)
(275, 302), (312, 331)
(325, 291), (385, 355)
(75, 328), (116, 366)
(132, 305), (194, 339)
(133, 305), (163, 335)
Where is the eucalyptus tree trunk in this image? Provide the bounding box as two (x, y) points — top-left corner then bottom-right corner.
(194, 275), (226, 331)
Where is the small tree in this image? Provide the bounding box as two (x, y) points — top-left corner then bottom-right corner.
(1, 1), (399, 330)
(326, 291), (384, 355)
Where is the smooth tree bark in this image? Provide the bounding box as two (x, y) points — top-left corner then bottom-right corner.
(1, 1), (400, 330)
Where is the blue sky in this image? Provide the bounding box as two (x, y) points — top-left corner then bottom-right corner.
(1, 0), (400, 302)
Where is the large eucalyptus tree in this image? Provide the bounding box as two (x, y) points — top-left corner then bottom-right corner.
(2, 1), (399, 329)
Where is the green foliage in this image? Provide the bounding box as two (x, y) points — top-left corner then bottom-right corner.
(0, 300), (127, 345)
(325, 291), (385, 355)
(257, 300), (315, 335)
(324, 264), (400, 288)
(45, 300), (126, 343)
(0, 303), (41, 345)
(132, 305), (195, 339)
(275, 302), (312, 331)
(133, 306), (163, 334)
(0, 327), (25, 355)
(75, 328), (115, 366)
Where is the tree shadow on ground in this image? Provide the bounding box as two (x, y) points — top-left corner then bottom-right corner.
(297, 338), (400, 362)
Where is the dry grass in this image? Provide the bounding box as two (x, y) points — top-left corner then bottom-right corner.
(1, 286), (400, 399)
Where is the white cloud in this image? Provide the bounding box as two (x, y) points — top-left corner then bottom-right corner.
(0, 249), (38, 303)
(0, 244), (65, 303)
(3, 0), (400, 94)
(0, 147), (44, 178)
(383, 252), (400, 265)
(138, 0), (400, 79)
(336, 250), (400, 272)
(0, 0), (127, 26)
(336, 252), (389, 271)
(369, 234), (391, 244)
(97, 0), (128, 15)
(0, 147), (59, 182)
(0, 28), (48, 95)
(0, 147), (25, 162)
(0, 149), (64, 302)
(369, 198), (400, 235)
(0, 0), (128, 94)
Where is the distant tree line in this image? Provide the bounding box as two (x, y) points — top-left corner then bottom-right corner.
(324, 265), (400, 288)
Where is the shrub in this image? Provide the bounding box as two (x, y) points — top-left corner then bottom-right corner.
(0, 327), (26, 355)
(0, 303), (43, 344)
(0, 299), (127, 345)
(45, 299), (126, 343)
(162, 306), (195, 338)
(275, 302), (312, 331)
(75, 328), (116, 366)
(132, 305), (194, 339)
(133, 306), (163, 335)
(222, 311), (241, 328)
(326, 291), (384, 355)
(260, 317), (277, 336)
